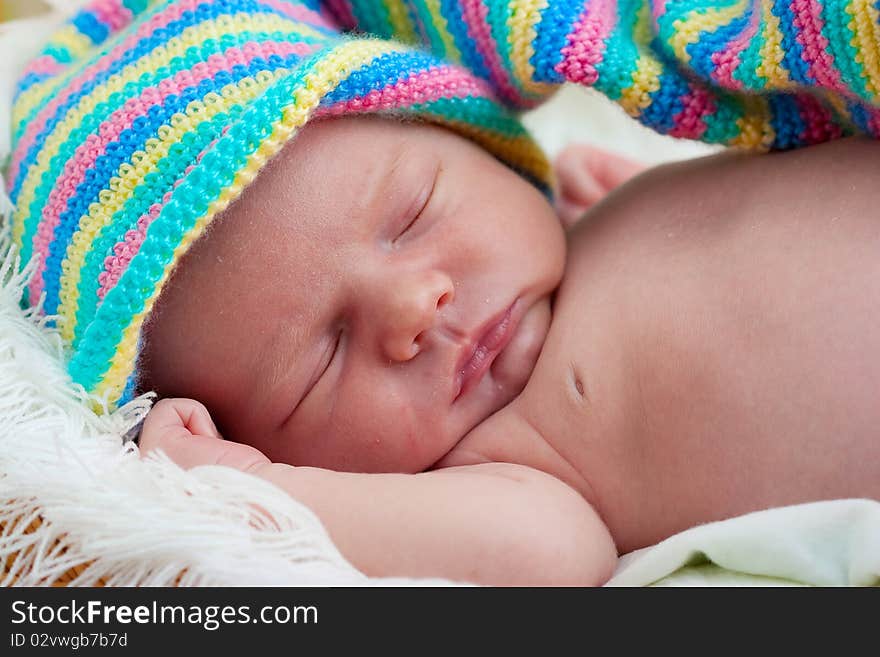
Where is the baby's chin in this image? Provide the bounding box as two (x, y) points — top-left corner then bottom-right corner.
(491, 297), (551, 393)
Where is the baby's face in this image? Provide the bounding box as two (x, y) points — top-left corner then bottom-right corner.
(141, 116), (565, 472)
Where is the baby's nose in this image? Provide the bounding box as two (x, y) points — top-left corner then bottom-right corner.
(380, 269), (454, 362)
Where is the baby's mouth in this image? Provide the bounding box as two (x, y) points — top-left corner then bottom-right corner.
(452, 300), (521, 402)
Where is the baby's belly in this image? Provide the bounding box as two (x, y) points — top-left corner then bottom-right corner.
(516, 140), (880, 553)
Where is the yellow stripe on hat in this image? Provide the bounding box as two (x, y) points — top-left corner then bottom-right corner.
(669, 0), (749, 64)
(385, 0), (418, 44)
(13, 14), (145, 128)
(619, 5), (662, 117)
(756, 0), (791, 89)
(848, 0), (880, 99)
(821, 88), (857, 131)
(11, 24), (95, 126)
(729, 95), (775, 149)
(423, 0), (461, 63)
(508, 0), (557, 97)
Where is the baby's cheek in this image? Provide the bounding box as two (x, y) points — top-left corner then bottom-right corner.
(320, 367), (454, 472)
(349, 394), (442, 473)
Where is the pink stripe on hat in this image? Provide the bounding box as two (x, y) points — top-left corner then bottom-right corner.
(27, 39), (317, 306)
(557, 0), (615, 87)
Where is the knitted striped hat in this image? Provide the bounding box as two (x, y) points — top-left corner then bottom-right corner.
(5, 0), (551, 408)
(333, 0), (880, 148)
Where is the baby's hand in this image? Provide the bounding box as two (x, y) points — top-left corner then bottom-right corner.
(554, 144), (645, 228)
(139, 398), (270, 472)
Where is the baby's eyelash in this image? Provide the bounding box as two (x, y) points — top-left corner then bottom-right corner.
(393, 166), (439, 243)
(317, 328), (343, 383)
(396, 204), (424, 239)
(298, 328), (343, 409)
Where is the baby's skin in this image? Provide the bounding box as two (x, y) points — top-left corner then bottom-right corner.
(139, 117), (880, 585)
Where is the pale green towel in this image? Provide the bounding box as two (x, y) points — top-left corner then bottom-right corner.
(608, 500), (880, 587)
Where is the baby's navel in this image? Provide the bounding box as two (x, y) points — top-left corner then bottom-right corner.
(569, 363), (587, 400)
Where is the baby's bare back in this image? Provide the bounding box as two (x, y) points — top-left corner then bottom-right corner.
(466, 138), (880, 553)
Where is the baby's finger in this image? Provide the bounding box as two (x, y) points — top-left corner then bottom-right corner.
(141, 429), (271, 473)
(555, 149), (604, 207)
(555, 144), (645, 205)
(142, 398), (222, 440)
(140, 398), (183, 432)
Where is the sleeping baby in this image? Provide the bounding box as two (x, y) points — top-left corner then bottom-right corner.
(137, 119), (880, 585)
(6, 0), (880, 585)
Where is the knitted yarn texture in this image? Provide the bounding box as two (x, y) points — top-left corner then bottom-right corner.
(330, 0), (880, 147)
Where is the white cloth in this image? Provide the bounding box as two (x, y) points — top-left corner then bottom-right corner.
(609, 500), (880, 586)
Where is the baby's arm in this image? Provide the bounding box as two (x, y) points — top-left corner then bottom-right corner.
(139, 399), (616, 586)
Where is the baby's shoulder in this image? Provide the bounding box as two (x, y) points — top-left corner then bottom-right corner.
(432, 402), (547, 470)
(434, 397), (602, 507)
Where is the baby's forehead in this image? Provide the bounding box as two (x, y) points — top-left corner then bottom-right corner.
(212, 116), (483, 251)
(238, 118), (423, 211)
(169, 118), (435, 306)
(175, 114), (532, 297)
(178, 116), (486, 304)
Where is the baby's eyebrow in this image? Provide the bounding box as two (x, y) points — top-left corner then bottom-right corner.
(361, 141), (413, 221)
(386, 144), (409, 183)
